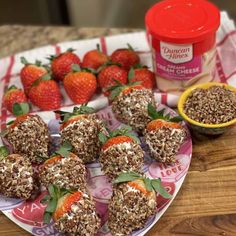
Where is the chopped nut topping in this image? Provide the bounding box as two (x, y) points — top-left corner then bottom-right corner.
(184, 86), (236, 124)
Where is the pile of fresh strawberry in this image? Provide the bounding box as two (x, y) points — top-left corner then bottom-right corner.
(3, 43), (156, 115)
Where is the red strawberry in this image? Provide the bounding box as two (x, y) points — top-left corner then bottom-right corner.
(110, 44), (140, 70)
(102, 135), (134, 151)
(98, 65), (127, 95)
(131, 67), (156, 89)
(82, 45), (109, 69)
(20, 57), (48, 95)
(3, 85), (28, 113)
(50, 49), (81, 81)
(29, 75), (61, 110)
(63, 65), (97, 104)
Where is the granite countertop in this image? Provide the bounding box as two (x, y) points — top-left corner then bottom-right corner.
(0, 25), (141, 58)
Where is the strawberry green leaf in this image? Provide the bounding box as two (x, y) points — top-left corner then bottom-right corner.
(128, 67), (135, 82)
(45, 198), (58, 213)
(35, 60), (42, 67)
(20, 57), (29, 65)
(40, 195), (51, 204)
(67, 48), (75, 52)
(98, 132), (108, 144)
(151, 179), (172, 199)
(48, 184), (57, 198)
(55, 141), (72, 158)
(6, 120), (14, 125)
(0, 146), (9, 160)
(143, 178), (152, 192)
(41, 74), (51, 81)
(169, 116), (183, 123)
(12, 103), (29, 117)
(148, 103), (159, 120)
(43, 212), (52, 224)
(6, 85), (17, 92)
(96, 44), (101, 52)
(113, 172), (142, 184)
(165, 113), (171, 120)
(127, 43), (134, 51)
(71, 64), (81, 72)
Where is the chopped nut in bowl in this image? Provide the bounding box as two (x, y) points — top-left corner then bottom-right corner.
(178, 82), (236, 135)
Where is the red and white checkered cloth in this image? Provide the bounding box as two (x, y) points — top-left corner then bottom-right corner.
(0, 12), (235, 130)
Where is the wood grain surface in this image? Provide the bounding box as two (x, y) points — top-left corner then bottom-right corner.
(1, 26), (236, 236)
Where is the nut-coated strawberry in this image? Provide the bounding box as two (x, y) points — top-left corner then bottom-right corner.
(145, 104), (186, 163)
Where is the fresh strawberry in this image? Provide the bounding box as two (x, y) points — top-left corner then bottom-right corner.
(50, 49), (81, 81)
(20, 57), (48, 95)
(99, 125), (143, 179)
(98, 64), (127, 95)
(3, 85), (28, 113)
(29, 74), (61, 110)
(130, 67), (156, 89)
(145, 104), (186, 163)
(63, 65), (97, 104)
(41, 185), (101, 235)
(82, 44), (109, 69)
(110, 44), (140, 70)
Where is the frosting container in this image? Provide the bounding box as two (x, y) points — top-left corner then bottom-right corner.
(145, 0), (220, 94)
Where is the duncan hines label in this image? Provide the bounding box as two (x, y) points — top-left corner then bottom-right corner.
(156, 41), (202, 80)
(160, 41), (193, 63)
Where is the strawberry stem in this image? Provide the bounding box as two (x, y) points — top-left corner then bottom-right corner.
(71, 64), (81, 72)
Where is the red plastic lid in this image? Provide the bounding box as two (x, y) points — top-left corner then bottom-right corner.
(145, 0), (220, 44)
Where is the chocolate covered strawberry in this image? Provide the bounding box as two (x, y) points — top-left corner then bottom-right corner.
(63, 65), (97, 104)
(97, 64), (128, 95)
(145, 104), (186, 163)
(82, 44), (109, 69)
(4, 113), (50, 163)
(99, 126), (144, 180)
(108, 172), (171, 235)
(29, 74), (61, 110)
(39, 142), (86, 191)
(0, 146), (37, 199)
(110, 44), (140, 70)
(20, 57), (48, 95)
(50, 48), (81, 81)
(110, 70), (156, 133)
(3, 85), (28, 114)
(56, 105), (105, 164)
(42, 185), (101, 235)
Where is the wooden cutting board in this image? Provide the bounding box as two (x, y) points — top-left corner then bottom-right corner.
(1, 26), (236, 236)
